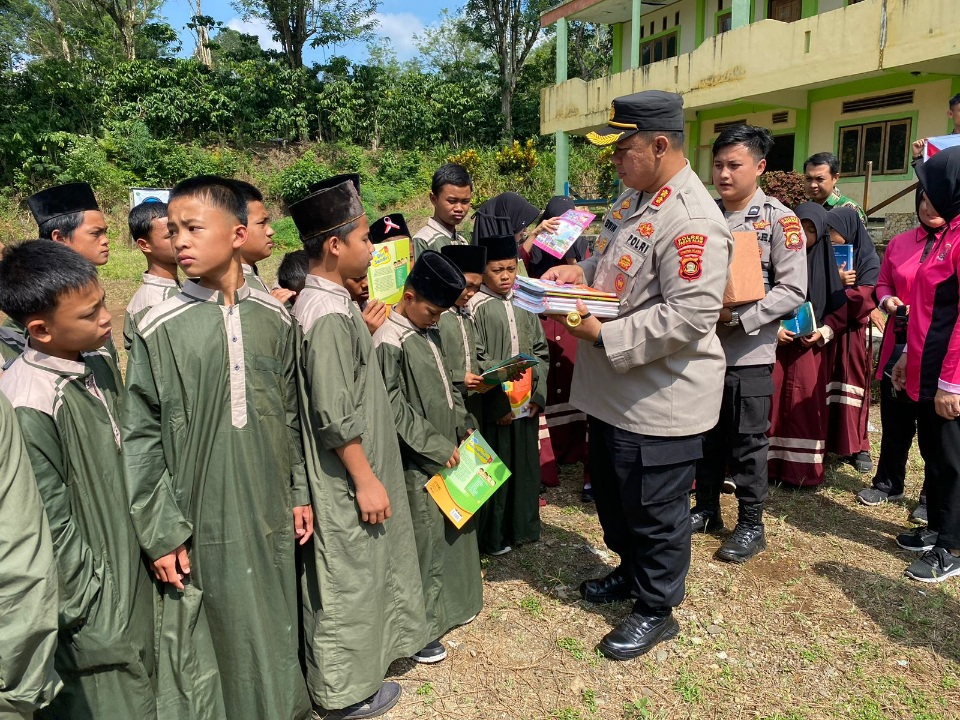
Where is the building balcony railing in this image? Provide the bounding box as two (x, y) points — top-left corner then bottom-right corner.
(540, 0), (960, 136)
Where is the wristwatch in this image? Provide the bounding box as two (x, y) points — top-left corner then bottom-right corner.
(725, 310), (740, 327)
(593, 329), (604, 349)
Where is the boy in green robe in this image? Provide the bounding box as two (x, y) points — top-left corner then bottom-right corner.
(0, 240), (157, 720)
(468, 234), (549, 555)
(0, 325), (25, 364)
(372, 250), (483, 665)
(438, 244), (488, 427)
(122, 176), (313, 720)
(123, 200), (180, 351)
(233, 180), (274, 294)
(288, 178), (428, 719)
(0, 391), (61, 719)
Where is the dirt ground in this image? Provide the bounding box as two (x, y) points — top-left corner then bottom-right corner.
(97, 265), (960, 720)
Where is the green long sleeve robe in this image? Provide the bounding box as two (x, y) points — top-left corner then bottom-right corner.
(0, 327), (25, 365)
(123, 280), (311, 720)
(373, 312), (483, 641)
(436, 305), (484, 427)
(123, 274), (180, 351)
(294, 275), (428, 710)
(467, 286), (549, 554)
(0, 346), (157, 720)
(0, 392), (60, 719)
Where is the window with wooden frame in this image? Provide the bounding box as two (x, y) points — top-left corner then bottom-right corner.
(837, 118), (912, 176)
(640, 31), (679, 66)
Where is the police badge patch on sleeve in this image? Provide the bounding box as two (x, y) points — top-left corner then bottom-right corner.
(779, 216), (803, 251)
(674, 234), (707, 281)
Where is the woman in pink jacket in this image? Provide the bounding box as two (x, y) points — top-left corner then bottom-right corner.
(856, 191), (946, 524)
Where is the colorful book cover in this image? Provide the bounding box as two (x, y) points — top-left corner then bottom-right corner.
(479, 353), (539, 387)
(833, 244), (853, 269)
(367, 237), (412, 304)
(425, 432), (512, 529)
(532, 209), (596, 259)
(780, 301), (817, 337)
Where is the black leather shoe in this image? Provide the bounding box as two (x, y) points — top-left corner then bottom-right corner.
(598, 610), (679, 660)
(690, 506), (724, 533)
(579, 567), (632, 604)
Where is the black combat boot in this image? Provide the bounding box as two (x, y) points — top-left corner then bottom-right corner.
(690, 482), (724, 533)
(716, 501), (766, 563)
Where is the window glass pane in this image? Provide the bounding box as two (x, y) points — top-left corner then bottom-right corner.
(718, 15), (732, 33)
(654, 39), (663, 62)
(839, 128), (861, 175)
(641, 44), (651, 66)
(862, 125), (884, 174)
(885, 121), (909, 174)
(666, 34), (677, 56)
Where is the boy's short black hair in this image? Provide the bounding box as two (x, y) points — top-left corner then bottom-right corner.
(38, 211), (85, 241)
(169, 175), (247, 225)
(232, 179), (265, 204)
(128, 201), (168, 243)
(431, 163), (473, 196)
(712, 124), (774, 161)
(0, 239), (98, 323)
(950, 93), (960, 110)
(277, 250), (309, 295)
(804, 152), (840, 175)
(302, 218), (361, 260)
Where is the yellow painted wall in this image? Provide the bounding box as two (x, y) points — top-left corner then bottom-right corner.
(620, 0), (697, 69)
(808, 78), (952, 214)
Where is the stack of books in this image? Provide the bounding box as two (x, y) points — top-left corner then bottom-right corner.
(512, 277), (620, 318)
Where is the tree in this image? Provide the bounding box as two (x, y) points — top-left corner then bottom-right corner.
(186, 0), (216, 67)
(233, 0), (379, 69)
(568, 21), (610, 82)
(210, 27), (272, 63)
(461, 0), (552, 141)
(86, 0), (163, 60)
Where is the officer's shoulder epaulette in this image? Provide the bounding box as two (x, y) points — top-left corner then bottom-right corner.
(677, 186), (716, 221)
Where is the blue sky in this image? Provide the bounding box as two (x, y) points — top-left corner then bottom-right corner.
(162, 0), (458, 64)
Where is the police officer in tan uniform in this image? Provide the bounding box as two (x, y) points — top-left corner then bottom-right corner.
(691, 125), (806, 563)
(544, 90), (733, 660)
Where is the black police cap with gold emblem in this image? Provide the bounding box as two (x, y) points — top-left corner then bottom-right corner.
(408, 250), (466, 309)
(586, 90), (684, 147)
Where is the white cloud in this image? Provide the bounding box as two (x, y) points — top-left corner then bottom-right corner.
(226, 17), (282, 52)
(372, 12), (426, 60)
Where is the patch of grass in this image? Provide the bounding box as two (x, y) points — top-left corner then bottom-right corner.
(673, 669), (703, 704)
(551, 707), (583, 720)
(416, 681), (435, 707)
(271, 215), (300, 251)
(580, 688), (597, 714)
(519, 594), (543, 618)
(622, 698), (657, 720)
(556, 636), (587, 661)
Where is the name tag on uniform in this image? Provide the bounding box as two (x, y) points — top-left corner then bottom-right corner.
(604, 218), (618, 233)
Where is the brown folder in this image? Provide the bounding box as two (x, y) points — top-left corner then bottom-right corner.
(723, 231), (766, 307)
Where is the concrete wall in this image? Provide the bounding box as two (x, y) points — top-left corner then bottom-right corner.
(809, 78), (953, 215)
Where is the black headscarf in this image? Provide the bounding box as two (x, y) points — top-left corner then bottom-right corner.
(825, 206), (881, 287)
(795, 202), (847, 323)
(473, 192), (540, 241)
(916, 145), (960, 223)
(526, 195), (589, 278)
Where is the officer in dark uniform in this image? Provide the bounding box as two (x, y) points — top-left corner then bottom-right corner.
(543, 91), (733, 659)
(690, 125), (807, 563)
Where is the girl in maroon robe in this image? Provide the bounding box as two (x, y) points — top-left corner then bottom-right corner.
(823, 208), (881, 471)
(769, 203), (848, 486)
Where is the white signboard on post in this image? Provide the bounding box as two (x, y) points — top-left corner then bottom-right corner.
(129, 187), (171, 209)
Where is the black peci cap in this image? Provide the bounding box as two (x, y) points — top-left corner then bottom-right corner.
(370, 213), (411, 244)
(28, 182), (100, 226)
(441, 244), (487, 275)
(477, 234), (518, 262)
(288, 180), (365, 242)
(408, 250), (466, 309)
(308, 173), (361, 195)
(586, 90), (684, 146)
